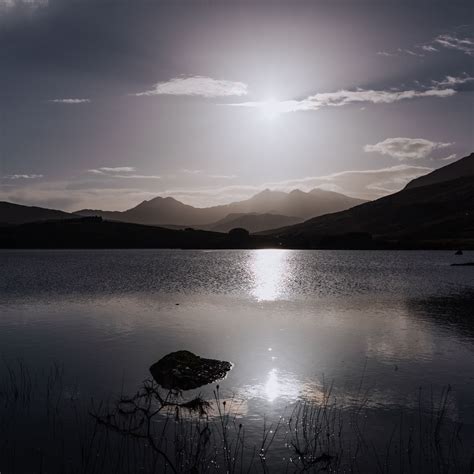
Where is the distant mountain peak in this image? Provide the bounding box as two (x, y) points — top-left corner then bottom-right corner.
(57, 183), (368, 228)
(255, 188), (274, 196)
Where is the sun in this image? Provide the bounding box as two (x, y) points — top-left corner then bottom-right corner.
(260, 98), (281, 120)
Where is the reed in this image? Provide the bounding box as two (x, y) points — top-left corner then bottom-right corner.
(0, 362), (469, 473)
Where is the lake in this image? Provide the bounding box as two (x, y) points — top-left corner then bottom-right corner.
(1, 249), (473, 471)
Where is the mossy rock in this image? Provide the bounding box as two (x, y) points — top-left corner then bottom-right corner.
(149, 350), (232, 390)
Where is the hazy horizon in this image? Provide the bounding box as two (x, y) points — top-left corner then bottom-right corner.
(0, 0), (472, 212)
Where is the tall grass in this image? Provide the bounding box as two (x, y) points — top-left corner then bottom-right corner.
(0, 361), (470, 473)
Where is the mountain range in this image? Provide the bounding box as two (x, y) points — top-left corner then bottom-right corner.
(1, 152), (473, 249)
(0, 188), (365, 232)
(75, 188), (365, 229)
(266, 152), (474, 248)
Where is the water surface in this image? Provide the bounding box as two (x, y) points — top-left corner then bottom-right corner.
(1, 249), (473, 466)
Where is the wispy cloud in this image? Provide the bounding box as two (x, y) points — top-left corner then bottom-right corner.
(0, 0), (48, 12)
(364, 138), (453, 160)
(154, 164), (433, 206)
(378, 29), (474, 58)
(179, 169), (237, 179)
(432, 33), (474, 56)
(420, 45), (438, 53)
(1, 163), (434, 210)
(267, 165), (432, 199)
(95, 174), (161, 179)
(302, 88), (454, 107)
(226, 85), (455, 115)
(49, 98), (91, 104)
(208, 174), (237, 179)
(89, 167), (136, 174)
(134, 75), (248, 98)
(87, 167), (160, 179)
(0, 179), (157, 212)
(404, 49), (425, 57)
(378, 47), (425, 57)
(432, 74), (474, 87)
(1, 173), (43, 180)
(440, 154), (458, 161)
(181, 168), (202, 175)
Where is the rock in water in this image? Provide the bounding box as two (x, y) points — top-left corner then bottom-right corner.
(150, 350), (232, 390)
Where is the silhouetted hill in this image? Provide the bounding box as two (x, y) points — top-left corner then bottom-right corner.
(77, 197), (203, 226)
(0, 217), (274, 249)
(204, 213), (302, 233)
(75, 189), (365, 226)
(5, 155), (472, 249)
(0, 201), (73, 225)
(405, 152), (474, 190)
(267, 153), (474, 249)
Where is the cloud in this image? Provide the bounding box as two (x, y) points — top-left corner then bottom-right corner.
(0, 0), (48, 12)
(134, 75), (248, 98)
(1, 173), (43, 180)
(432, 74), (474, 87)
(266, 165), (433, 200)
(153, 164), (433, 206)
(378, 29), (474, 57)
(208, 174), (237, 179)
(378, 47), (427, 57)
(87, 167), (160, 179)
(420, 45), (438, 53)
(179, 169), (236, 179)
(49, 98), (91, 104)
(303, 88), (454, 108)
(364, 138), (453, 160)
(89, 167), (136, 174)
(1, 163), (434, 211)
(226, 85), (455, 115)
(402, 48), (425, 57)
(0, 179), (158, 212)
(440, 154), (457, 161)
(432, 33), (474, 56)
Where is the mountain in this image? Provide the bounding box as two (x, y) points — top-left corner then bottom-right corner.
(76, 189), (366, 227)
(204, 213), (303, 233)
(405, 152), (474, 190)
(77, 197), (205, 227)
(267, 153), (474, 248)
(2, 154), (472, 249)
(0, 201), (73, 225)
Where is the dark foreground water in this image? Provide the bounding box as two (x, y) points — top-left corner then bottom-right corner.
(0, 249), (473, 472)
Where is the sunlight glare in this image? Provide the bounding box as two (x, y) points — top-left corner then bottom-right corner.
(261, 98), (281, 120)
(264, 368), (280, 402)
(251, 249), (289, 301)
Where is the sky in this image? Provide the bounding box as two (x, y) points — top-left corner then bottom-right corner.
(0, 0), (473, 211)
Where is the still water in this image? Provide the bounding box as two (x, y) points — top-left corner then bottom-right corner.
(1, 249), (473, 468)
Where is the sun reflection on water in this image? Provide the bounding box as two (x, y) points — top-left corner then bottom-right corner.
(251, 249), (290, 301)
(244, 367), (326, 404)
